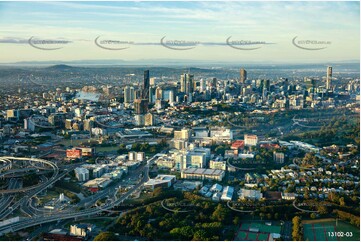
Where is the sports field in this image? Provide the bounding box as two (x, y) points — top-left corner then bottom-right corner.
(303, 220), (360, 241)
(234, 221), (281, 241)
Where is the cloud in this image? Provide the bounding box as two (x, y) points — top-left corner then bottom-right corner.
(0, 37), (28, 44)
(0, 1), (358, 63)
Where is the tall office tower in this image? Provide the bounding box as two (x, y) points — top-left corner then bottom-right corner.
(150, 77), (156, 86)
(48, 113), (65, 127)
(212, 78), (217, 88)
(83, 119), (94, 131)
(143, 70), (150, 98)
(155, 86), (163, 100)
(169, 90), (175, 104)
(200, 79), (207, 92)
(186, 74), (194, 94)
(257, 79), (264, 91)
(134, 99), (148, 114)
(6, 109), (19, 121)
(145, 113), (155, 126)
(149, 86), (156, 103)
(124, 86), (135, 103)
(326, 66), (332, 90)
(240, 68), (247, 83)
(180, 74), (185, 92)
(74, 108), (82, 118)
(180, 73), (194, 94)
(65, 119), (73, 130)
(265, 79), (270, 92)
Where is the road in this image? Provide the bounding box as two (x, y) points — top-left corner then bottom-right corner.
(0, 179), (20, 218)
(0, 157), (58, 194)
(0, 154), (154, 236)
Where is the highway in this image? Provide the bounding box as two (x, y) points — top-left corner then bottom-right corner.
(0, 167), (53, 179)
(0, 157), (58, 194)
(0, 179), (20, 218)
(0, 171), (67, 221)
(0, 165), (149, 235)
(0, 155), (154, 236)
(0, 157), (63, 221)
(0, 158), (12, 172)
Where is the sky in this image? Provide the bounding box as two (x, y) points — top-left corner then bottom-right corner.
(0, 1), (359, 64)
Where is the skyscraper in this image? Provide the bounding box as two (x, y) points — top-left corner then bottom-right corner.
(134, 99), (148, 114)
(143, 70), (150, 98)
(326, 66), (332, 90)
(169, 90), (175, 105)
(240, 68), (247, 83)
(200, 79), (207, 92)
(265, 79), (270, 92)
(155, 87), (163, 100)
(150, 77), (156, 86)
(149, 86), (155, 103)
(124, 86), (135, 103)
(180, 74), (194, 94)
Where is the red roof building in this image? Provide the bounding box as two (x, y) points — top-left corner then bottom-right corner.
(231, 140), (244, 150)
(260, 143), (281, 149)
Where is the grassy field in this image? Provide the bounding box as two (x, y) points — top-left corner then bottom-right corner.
(37, 190), (59, 204)
(303, 219), (360, 241)
(94, 146), (119, 152)
(63, 217), (113, 229)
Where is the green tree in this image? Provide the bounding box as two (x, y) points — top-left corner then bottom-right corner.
(94, 232), (117, 241)
(152, 187), (164, 197)
(233, 216), (241, 226)
(339, 197), (346, 207)
(211, 204), (230, 223)
(317, 205), (328, 215)
(292, 216), (303, 241)
(170, 226), (194, 240)
(193, 229), (208, 240)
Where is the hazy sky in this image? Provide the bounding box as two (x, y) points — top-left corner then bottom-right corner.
(0, 1), (359, 63)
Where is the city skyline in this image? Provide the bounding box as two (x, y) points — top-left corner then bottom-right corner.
(0, 1), (359, 64)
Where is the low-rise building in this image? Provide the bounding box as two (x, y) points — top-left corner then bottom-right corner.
(244, 134), (258, 146)
(209, 159), (227, 170)
(221, 186), (234, 201)
(144, 174), (176, 190)
(238, 189), (263, 200)
(66, 148), (82, 159)
(174, 180), (203, 191)
(210, 183), (223, 193)
(83, 177), (112, 191)
(212, 192), (222, 202)
(70, 224), (94, 237)
(74, 167), (89, 182)
(231, 140), (245, 150)
(155, 157), (175, 169)
(273, 152), (285, 163)
(181, 168), (225, 181)
(282, 193), (296, 200)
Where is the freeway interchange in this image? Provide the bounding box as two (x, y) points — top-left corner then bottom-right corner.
(0, 155), (153, 236)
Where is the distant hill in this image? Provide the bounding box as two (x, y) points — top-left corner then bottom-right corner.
(46, 64), (75, 70)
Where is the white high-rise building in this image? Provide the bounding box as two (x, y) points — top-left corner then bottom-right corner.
(180, 73), (194, 94)
(74, 108), (82, 118)
(169, 90), (175, 105)
(150, 77), (156, 86)
(74, 167), (89, 182)
(124, 86), (135, 103)
(326, 66), (332, 90)
(135, 114), (145, 126)
(200, 79), (207, 92)
(59, 193), (65, 202)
